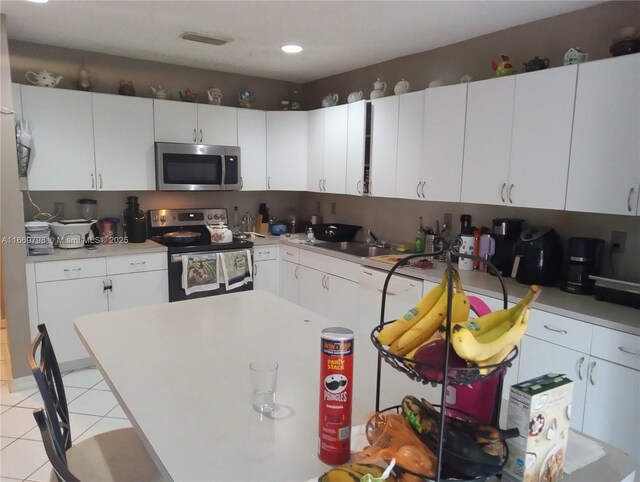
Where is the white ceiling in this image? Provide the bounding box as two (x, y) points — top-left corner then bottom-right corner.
(1, 0), (601, 83)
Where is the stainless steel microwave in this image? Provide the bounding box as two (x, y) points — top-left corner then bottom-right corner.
(155, 142), (241, 191)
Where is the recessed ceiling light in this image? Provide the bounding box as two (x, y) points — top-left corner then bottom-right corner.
(181, 32), (232, 46)
(26, 0), (49, 3)
(281, 44), (303, 54)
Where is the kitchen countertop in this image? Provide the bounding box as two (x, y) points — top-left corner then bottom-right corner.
(279, 238), (640, 336)
(25, 239), (167, 263)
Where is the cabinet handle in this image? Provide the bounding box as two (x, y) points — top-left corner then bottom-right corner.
(130, 261), (146, 266)
(102, 280), (113, 292)
(193, 129), (197, 142)
(240, 177), (243, 190)
(321, 275), (326, 290)
(323, 179), (327, 191)
(357, 180), (363, 194)
(91, 173), (95, 189)
(588, 360), (596, 385)
(369, 179), (373, 194)
(544, 325), (568, 334)
(577, 356), (585, 381)
(618, 346), (640, 356)
(199, 129), (203, 143)
(363, 270), (373, 276)
(63, 268), (81, 272)
(286, 251), (294, 256)
(416, 182), (421, 198)
(508, 184), (514, 204)
(627, 187), (635, 212)
(268, 177), (271, 189)
(319, 179), (323, 191)
(1, 106), (15, 115)
(325, 275), (329, 291)
(421, 181), (426, 199)
(254, 263), (258, 276)
(294, 266), (299, 279)
(378, 288), (396, 296)
(500, 182), (506, 202)
(98, 173), (103, 189)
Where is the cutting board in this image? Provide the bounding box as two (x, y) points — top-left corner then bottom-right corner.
(368, 254), (410, 265)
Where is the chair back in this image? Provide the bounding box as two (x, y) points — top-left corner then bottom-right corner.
(33, 408), (81, 482)
(28, 324), (72, 454)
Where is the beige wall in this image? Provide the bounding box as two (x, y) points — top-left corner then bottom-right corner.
(1, 14), (31, 380)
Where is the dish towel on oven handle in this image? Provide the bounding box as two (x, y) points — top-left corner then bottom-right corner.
(181, 253), (220, 295)
(219, 249), (253, 291)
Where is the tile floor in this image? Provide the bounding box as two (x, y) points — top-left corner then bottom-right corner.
(0, 326), (130, 481)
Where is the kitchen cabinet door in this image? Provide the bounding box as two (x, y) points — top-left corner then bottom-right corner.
(278, 260), (299, 304)
(153, 99), (198, 143)
(197, 104), (238, 146)
(518, 335), (588, 432)
(566, 54), (640, 215)
(395, 90), (425, 201)
(21, 85), (96, 191)
(422, 84), (467, 202)
(254, 259), (278, 295)
(11, 83), (22, 120)
(509, 65), (577, 209)
(307, 109), (325, 193)
(92, 94), (155, 191)
(325, 274), (359, 324)
(345, 100), (367, 196)
(107, 270), (168, 311)
(369, 96), (399, 198)
(323, 104), (348, 194)
(583, 358), (640, 463)
(266, 111), (308, 191)
(237, 109), (266, 191)
(461, 76), (515, 205)
(298, 265), (326, 315)
(36, 277), (109, 364)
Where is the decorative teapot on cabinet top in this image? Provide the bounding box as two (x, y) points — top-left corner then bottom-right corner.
(26, 70), (63, 88)
(150, 85), (169, 99)
(347, 91), (363, 103)
(370, 78), (387, 99)
(322, 93), (339, 107)
(523, 56), (550, 72)
(207, 87), (223, 105)
(491, 54), (516, 77)
(394, 78), (410, 95)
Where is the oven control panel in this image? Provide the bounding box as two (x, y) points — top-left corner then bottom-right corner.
(148, 208), (227, 227)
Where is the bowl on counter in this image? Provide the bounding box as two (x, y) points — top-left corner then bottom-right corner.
(270, 224), (288, 236)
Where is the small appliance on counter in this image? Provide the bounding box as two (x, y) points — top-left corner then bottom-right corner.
(49, 220), (96, 249)
(561, 237), (605, 294)
(590, 276), (640, 309)
(513, 227), (563, 286)
(77, 198), (97, 221)
(123, 196), (147, 243)
(490, 218), (524, 277)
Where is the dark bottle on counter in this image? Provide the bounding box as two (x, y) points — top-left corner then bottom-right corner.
(123, 196), (147, 243)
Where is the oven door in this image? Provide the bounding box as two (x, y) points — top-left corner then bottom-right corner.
(168, 250), (253, 302)
(156, 142), (225, 191)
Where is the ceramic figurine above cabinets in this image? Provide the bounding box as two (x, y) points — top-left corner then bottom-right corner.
(491, 54), (516, 76)
(118, 80), (136, 96)
(238, 88), (254, 108)
(289, 89), (302, 110)
(26, 70), (63, 88)
(394, 78), (410, 95)
(523, 56), (550, 72)
(77, 64), (97, 91)
(207, 87), (222, 105)
(459, 74), (473, 84)
(429, 78), (445, 88)
(369, 78), (387, 99)
(179, 88), (197, 102)
(347, 91), (363, 103)
(564, 47), (588, 65)
(150, 85), (169, 99)
(321, 93), (339, 107)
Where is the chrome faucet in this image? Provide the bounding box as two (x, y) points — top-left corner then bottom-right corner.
(366, 229), (379, 244)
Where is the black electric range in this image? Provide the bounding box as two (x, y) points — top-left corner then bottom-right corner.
(149, 208), (254, 302)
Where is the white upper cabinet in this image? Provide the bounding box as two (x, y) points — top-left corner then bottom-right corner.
(369, 96), (399, 198)
(509, 65), (577, 209)
(345, 100), (367, 196)
(21, 85), (96, 191)
(307, 108), (325, 193)
(266, 111), (308, 191)
(92, 93), (155, 191)
(153, 100), (238, 145)
(323, 104), (348, 194)
(461, 76), (515, 205)
(395, 90), (425, 201)
(566, 54), (640, 215)
(11, 83), (22, 120)
(197, 104), (238, 145)
(153, 99), (198, 143)
(237, 109), (266, 191)
(422, 84), (467, 202)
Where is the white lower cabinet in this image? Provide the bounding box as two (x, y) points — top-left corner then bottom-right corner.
(28, 253), (168, 367)
(298, 265), (326, 315)
(278, 260), (299, 304)
(253, 244), (278, 295)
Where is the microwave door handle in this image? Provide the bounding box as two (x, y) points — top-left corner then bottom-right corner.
(221, 156), (227, 188)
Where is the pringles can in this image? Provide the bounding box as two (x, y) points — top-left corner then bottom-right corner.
(318, 327), (354, 465)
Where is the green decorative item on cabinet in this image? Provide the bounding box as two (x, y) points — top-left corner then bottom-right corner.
(491, 54), (516, 76)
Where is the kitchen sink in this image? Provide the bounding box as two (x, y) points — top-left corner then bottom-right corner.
(315, 241), (395, 258)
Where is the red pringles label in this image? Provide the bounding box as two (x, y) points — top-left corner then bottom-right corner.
(318, 327), (354, 465)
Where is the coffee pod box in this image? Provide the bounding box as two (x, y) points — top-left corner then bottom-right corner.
(503, 373), (574, 482)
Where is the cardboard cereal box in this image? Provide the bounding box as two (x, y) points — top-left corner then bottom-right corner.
(503, 373), (574, 482)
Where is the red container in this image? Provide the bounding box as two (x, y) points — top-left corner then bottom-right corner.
(318, 327), (354, 465)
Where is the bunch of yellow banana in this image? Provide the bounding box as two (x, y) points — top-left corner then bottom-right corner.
(450, 285), (541, 374)
(377, 271), (470, 358)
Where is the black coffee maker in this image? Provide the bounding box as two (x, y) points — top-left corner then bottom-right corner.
(490, 218), (524, 277)
(123, 196), (147, 243)
(561, 237), (605, 294)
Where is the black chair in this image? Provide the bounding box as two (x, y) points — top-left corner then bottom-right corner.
(29, 324), (163, 482)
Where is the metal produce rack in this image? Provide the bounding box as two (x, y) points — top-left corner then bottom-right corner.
(371, 236), (514, 482)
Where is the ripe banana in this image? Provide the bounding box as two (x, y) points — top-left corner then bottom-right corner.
(377, 272), (448, 345)
(450, 287), (540, 362)
(319, 463), (392, 482)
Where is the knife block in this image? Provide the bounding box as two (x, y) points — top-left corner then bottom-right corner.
(256, 219), (270, 235)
